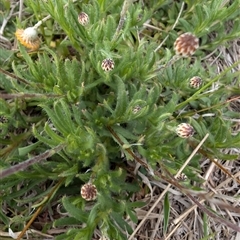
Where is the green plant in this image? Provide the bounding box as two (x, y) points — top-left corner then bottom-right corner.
(0, 0), (239, 239)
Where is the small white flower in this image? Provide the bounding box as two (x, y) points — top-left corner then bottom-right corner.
(15, 27), (40, 51)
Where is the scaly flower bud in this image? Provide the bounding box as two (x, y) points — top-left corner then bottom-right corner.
(101, 58), (115, 71)
(78, 12), (89, 26)
(176, 173), (187, 181)
(80, 183), (97, 201)
(174, 32), (199, 56)
(0, 116), (8, 123)
(99, 236), (110, 240)
(189, 76), (202, 88)
(176, 123), (195, 138)
(132, 105), (142, 114)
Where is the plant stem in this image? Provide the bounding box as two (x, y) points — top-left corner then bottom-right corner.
(112, 0), (134, 42)
(0, 143), (66, 179)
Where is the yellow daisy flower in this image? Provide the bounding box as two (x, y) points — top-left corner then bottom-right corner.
(15, 27), (40, 51)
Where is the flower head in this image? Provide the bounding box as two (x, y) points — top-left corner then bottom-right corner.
(15, 27), (40, 51)
(101, 58), (115, 71)
(0, 116), (8, 123)
(78, 12), (89, 26)
(99, 236), (110, 240)
(176, 123), (195, 138)
(174, 32), (199, 56)
(175, 173), (187, 181)
(81, 183), (97, 201)
(132, 105), (142, 114)
(189, 76), (202, 88)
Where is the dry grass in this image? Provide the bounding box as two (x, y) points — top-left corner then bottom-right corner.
(0, 1), (239, 240)
(122, 40), (240, 240)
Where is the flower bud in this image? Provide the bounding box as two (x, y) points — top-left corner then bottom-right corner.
(78, 12), (89, 26)
(176, 123), (195, 138)
(189, 76), (202, 88)
(176, 173), (187, 181)
(99, 236), (110, 240)
(132, 105), (142, 114)
(0, 116), (8, 123)
(80, 183), (97, 201)
(174, 32), (199, 56)
(101, 58), (115, 71)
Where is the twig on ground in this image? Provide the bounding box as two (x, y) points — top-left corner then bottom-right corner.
(0, 144), (66, 179)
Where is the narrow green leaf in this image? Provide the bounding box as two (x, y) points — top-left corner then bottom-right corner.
(54, 217), (79, 227)
(126, 207), (138, 223)
(62, 196), (88, 223)
(44, 123), (65, 143)
(110, 212), (133, 234)
(163, 192), (170, 233)
(18, 141), (41, 156)
(113, 75), (128, 119)
(0, 209), (10, 225)
(74, 226), (94, 240)
(33, 125), (59, 147)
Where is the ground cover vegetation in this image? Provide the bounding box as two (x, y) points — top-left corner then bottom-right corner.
(0, 0), (240, 239)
